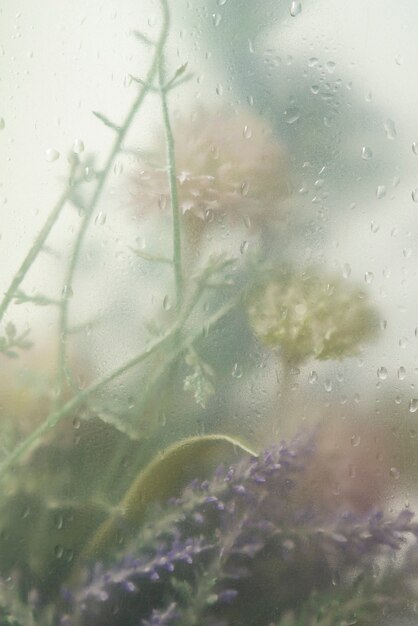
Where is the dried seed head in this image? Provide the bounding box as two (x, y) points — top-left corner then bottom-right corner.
(246, 269), (379, 365)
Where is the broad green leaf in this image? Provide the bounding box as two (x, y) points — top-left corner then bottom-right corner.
(82, 434), (257, 561)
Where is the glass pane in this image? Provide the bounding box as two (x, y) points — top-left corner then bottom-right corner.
(1, 1), (418, 624)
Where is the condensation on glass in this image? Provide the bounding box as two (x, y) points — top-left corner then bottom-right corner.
(1, 1), (418, 625)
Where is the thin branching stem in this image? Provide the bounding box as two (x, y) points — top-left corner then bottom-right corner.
(56, 1), (171, 400)
(157, 5), (183, 308)
(0, 316), (177, 480)
(0, 274), (241, 480)
(0, 0), (239, 485)
(0, 186), (70, 324)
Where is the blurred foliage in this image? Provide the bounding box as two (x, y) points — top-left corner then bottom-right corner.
(0, 1), (415, 625)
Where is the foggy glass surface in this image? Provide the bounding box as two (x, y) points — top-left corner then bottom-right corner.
(1, 1), (418, 624)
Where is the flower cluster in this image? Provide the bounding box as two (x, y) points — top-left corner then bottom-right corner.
(246, 269), (379, 365)
(61, 436), (418, 626)
(131, 107), (289, 228)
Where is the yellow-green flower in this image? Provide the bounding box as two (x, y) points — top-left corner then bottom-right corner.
(246, 269), (379, 365)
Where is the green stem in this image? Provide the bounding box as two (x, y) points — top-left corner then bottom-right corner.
(0, 319), (177, 479)
(0, 187), (69, 324)
(157, 8), (183, 308)
(0, 278), (240, 480)
(0, 295), (240, 481)
(56, 1), (171, 398)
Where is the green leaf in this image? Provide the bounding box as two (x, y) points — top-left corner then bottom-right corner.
(81, 434), (257, 561)
(173, 62), (188, 79)
(92, 111), (121, 132)
(131, 30), (155, 46)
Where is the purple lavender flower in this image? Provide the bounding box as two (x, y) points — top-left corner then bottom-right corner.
(61, 437), (418, 626)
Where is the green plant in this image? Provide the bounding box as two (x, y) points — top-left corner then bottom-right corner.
(0, 2), (408, 625)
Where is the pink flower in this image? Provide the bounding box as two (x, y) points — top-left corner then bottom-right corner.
(131, 108), (290, 229)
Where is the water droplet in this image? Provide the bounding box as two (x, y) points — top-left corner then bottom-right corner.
(62, 284), (73, 299)
(240, 241), (249, 254)
(290, 1), (302, 17)
(310, 84), (320, 95)
(377, 366), (388, 380)
(350, 434), (361, 447)
(54, 545), (64, 559)
(389, 467), (400, 480)
(21, 506), (31, 519)
(232, 363), (243, 378)
(399, 336), (408, 348)
(0, 118), (5, 130)
(324, 378), (333, 392)
(94, 211), (106, 226)
(395, 367), (406, 382)
(284, 106), (300, 124)
(72, 138), (85, 154)
(412, 142), (418, 155)
(73, 417), (81, 429)
(240, 181), (250, 196)
(411, 189), (418, 202)
(383, 119), (397, 140)
(84, 166), (95, 181)
(364, 271), (374, 284)
(361, 146), (372, 160)
(45, 148), (60, 162)
(123, 73), (133, 88)
(54, 513), (64, 530)
(216, 83), (223, 96)
(212, 13), (222, 26)
(325, 61), (336, 73)
(158, 194), (167, 211)
(342, 263), (351, 278)
(376, 185), (386, 199)
(308, 370), (318, 384)
(205, 208), (214, 222)
(409, 398), (418, 413)
(308, 57), (318, 67)
(242, 214), (251, 229)
(243, 125), (252, 139)
(217, 0), (227, 5)
(113, 161), (123, 176)
(65, 549), (74, 563)
(163, 295), (172, 311)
